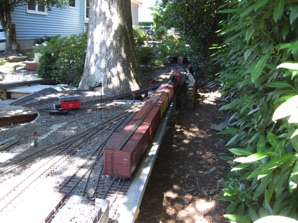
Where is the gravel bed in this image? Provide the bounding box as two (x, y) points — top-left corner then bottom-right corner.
(0, 89), (139, 164)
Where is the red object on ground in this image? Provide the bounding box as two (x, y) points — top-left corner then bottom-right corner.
(59, 96), (81, 110)
(60, 101), (80, 110)
(25, 62), (39, 71)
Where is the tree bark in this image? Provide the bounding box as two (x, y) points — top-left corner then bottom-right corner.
(79, 0), (144, 96)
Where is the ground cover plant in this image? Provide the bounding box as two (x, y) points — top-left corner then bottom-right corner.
(215, 0), (298, 221)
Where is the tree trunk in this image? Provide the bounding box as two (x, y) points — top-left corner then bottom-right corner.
(79, 0), (144, 96)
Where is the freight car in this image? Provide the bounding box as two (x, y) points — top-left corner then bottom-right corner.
(103, 70), (186, 178)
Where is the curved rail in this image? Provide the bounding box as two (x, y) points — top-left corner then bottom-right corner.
(0, 112), (132, 217)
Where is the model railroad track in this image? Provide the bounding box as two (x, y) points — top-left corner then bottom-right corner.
(10, 87), (59, 107)
(0, 112), (132, 175)
(0, 111), (134, 219)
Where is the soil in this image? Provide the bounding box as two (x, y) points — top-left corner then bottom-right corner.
(135, 87), (230, 223)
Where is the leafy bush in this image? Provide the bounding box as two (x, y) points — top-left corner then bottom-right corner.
(153, 0), (225, 79)
(215, 0), (298, 222)
(34, 35), (52, 44)
(37, 32), (87, 86)
(133, 26), (146, 46)
(154, 25), (167, 39)
(135, 33), (188, 69)
(135, 46), (155, 65)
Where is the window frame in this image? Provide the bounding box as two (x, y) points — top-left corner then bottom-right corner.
(27, 3), (47, 15)
(69, 0), (76, 8)
(84, 0), (90, 21)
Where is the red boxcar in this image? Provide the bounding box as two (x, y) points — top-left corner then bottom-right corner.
(104, 123), (151, 178)
(143, 105), (161, 140)
(132, 101), (153, 121)
(156, 92), (169, 118)
(103, 78), (178, 178)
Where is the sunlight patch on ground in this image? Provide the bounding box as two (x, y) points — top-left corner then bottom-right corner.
(174, 123), (211, 140)
(162, 186), (217, 223)
(200, 90), (222, 105)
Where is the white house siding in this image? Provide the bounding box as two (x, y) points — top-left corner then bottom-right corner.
(0, 24), (5, 51)
(11, 1), (85, 50)
(2, 0), (140, 50)
(131, 2), (139, 27)
(0, 24), (5, 41)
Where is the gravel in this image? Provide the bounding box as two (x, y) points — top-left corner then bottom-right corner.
(0, 88), (137, 164)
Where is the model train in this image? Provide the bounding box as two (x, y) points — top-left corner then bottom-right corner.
(103, 70), (186, 178)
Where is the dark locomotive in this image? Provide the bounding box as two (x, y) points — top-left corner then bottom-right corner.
(103, 70), (186, 178)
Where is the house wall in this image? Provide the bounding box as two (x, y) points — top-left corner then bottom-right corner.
(0, 0), (140, 51)
(131, 3), (139, 27)
(11, 0), (85, 50)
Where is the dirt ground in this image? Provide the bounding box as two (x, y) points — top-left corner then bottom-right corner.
(135, 86), (230, 223)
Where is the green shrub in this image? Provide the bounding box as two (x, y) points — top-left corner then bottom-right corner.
(133, 26), (146, 45)
(215, 0), (298, 222)
(34, 35), (52, 44)
(152, 0), (225, 79)
(37, 32), (87, 86)
(154, 26), (167, 39)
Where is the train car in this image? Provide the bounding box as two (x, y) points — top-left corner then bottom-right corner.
(104, 123), (151, 178)
(103, 70), (183, 178)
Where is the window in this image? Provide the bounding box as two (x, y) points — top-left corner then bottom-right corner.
(69, 0), (76, 8)
(27, 3), (47, 15)
(85, 0), (90, 20)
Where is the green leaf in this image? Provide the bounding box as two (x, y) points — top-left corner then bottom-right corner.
(289, 161), (298, 192)
(219, 8), (242, 14)
(267, 132), (280, 150)
(218, 128), (239, 135)
(251, 54), (270, 83)
(241, 0), (269, 16)
(227, 134), (241, 146)
(273, 0), (284, 22)
(291, 129), (298, 139)
(257, 136), (266, 152)
(260, 153), (298, 173)
(245, 25), (255, 42)
(224, 214), (251, 223)
(234, 152), (274, 164)
(266, 81), (294, 89)
(272, 95), (298, 122)
(226, 202), (238, 213)
(253, 180), (266, 199)
(277, 62), (298, 71)
(290, 5), (298, 25)
(265, 179), (274, 205)
(229, 148), (253, 156)
(231, 163), (251, 171)
(221, 73), (243, 81)
(281, 24), (289, 41)
(248, 208), (259, 221)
